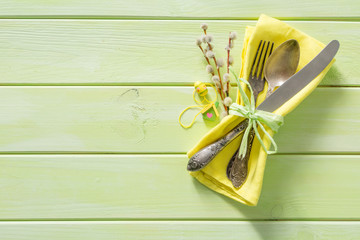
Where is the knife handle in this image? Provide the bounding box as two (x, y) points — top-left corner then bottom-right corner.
(187, 119), (248, 171)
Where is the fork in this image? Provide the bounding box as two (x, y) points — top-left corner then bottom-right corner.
(227, 40), (274, 188)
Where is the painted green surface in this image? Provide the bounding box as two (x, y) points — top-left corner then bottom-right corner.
(0, 221), (359, 240)
(0, 155), (359, 220)
(0, 20), (357, 86)
(0, 0), (358, 19)
(0, 87), (358, 153)
(0, 0), (359, 238)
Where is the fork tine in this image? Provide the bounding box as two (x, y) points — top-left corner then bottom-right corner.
(248, 40), (274, 104)
(261, 42), (274, 80)
(249, 40), (263, 78)
(258, 41), (271, 80)
(253, 41), (266, 79)
(269, 42), (274, 56)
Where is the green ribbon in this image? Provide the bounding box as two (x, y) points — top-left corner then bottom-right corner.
(229, 68), (284, 158)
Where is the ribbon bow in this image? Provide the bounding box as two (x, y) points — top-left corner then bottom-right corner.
(229, 68), (284, 158)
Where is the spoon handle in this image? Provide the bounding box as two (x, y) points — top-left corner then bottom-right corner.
(265, 86), (275, 99)
(227, 129), (255, 188)
(187, 119), (249, 171)
(227, 87), (271, 187)
(227, 85), (274, 187)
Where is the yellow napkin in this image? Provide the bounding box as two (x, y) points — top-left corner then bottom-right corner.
(187, 14), (335, 206)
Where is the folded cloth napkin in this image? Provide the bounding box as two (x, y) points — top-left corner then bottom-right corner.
(187, 14), (335, 206)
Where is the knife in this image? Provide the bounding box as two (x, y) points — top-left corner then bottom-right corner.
(187, 40), (340, 171)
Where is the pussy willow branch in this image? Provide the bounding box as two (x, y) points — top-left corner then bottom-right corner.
(226, 35), (231, 97)
(203, 32), (224, 96)
(202, 30), (227, 112)
(198, 45), (228, 112)
(198, 45), (213, 72)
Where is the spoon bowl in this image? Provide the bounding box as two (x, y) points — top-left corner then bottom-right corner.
(264, 39), (300, 95)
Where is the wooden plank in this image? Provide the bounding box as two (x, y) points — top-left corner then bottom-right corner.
(0, 221), (359, 240)
(0, 87), (358, 153)
(0, 20), (357, 86)
(0, 0), (358, 19)
(0, 154), (359, 219)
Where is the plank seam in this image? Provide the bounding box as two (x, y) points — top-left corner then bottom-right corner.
(0, 219), (360, 222)
(0, 84), (358, 88)
(0, 152), (359, 156)
(0, 16), (358, 21)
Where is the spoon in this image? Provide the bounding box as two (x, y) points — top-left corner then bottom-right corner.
(227, 39), (300, 188)
(265, 39), (300, 96)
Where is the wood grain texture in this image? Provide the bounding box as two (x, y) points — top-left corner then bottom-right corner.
(0, 87), (358, 153)
(0, 154), (359, 220)
(0, 0), (358, 235)
(0, 221), (359, 240)
(0, 0), (358, 19)
(0, 20), (356, 86)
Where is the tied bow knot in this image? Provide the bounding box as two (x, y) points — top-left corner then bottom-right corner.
(243, 110), (255, 120)
(229, 68), (284, 158)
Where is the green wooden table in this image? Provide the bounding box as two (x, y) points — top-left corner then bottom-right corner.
(0, 1), (359, 239)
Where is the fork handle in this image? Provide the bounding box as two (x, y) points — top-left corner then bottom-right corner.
(187, 119), (249, 171)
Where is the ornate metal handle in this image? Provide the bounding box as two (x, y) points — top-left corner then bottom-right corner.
(187, 119), (249, 171)
(227, 129), (255, 188)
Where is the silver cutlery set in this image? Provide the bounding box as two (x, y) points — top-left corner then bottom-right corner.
(187, 39), (340, 188)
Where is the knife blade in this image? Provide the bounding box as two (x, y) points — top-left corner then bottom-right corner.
(187, 40), (340, 172)
(257, 40), (339, 112)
